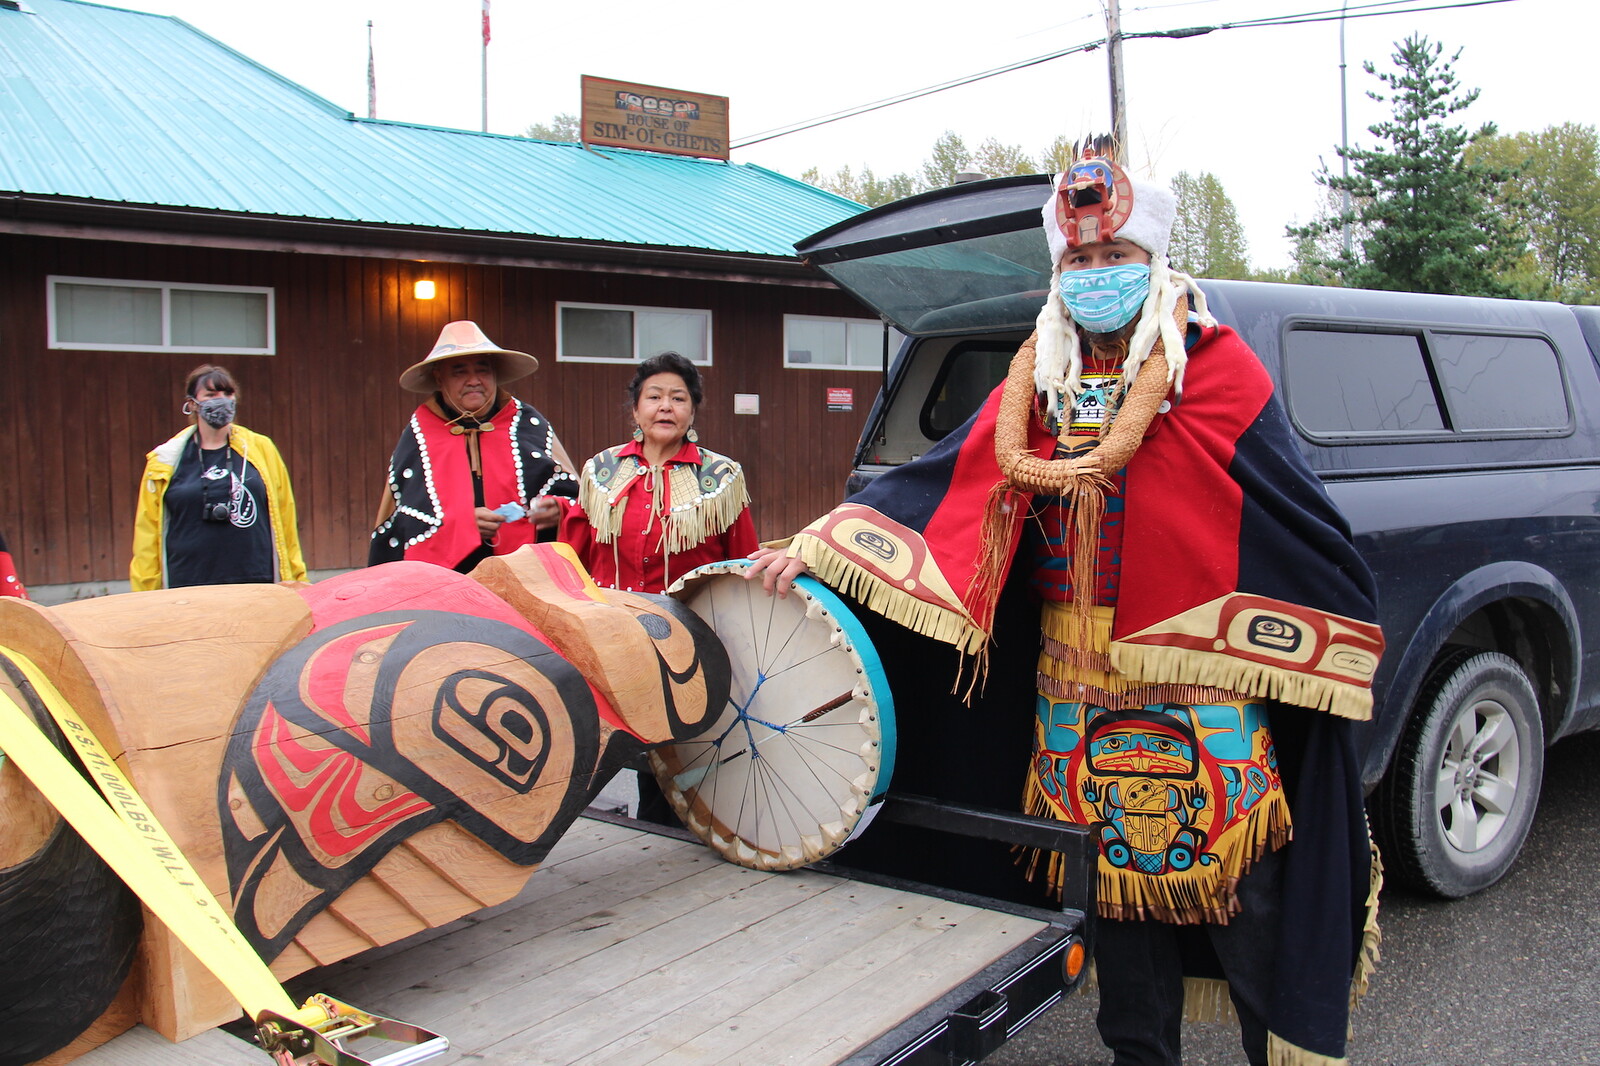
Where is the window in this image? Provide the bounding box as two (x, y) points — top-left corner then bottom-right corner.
(1429, 332), (1568, 431)
(48, 276), (274, 354)
(1285, 328), (1444, 435)
(1284, 325), (1569, 437)
(557, 302), (711, 364)
(921, 342), (1015, 439)
(785, 314), (905, 370)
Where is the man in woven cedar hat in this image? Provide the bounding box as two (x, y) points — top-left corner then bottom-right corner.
(371, 321), (579, 572)
(748, 148), (1384, 1065)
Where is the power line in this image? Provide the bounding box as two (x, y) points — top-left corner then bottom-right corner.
(730, 0), (1519, 150)
(1130, 0), (1515, 35)
(731, 40), (1107, 149)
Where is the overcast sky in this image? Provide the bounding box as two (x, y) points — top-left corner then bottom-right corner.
(107, 0), (1594, 270)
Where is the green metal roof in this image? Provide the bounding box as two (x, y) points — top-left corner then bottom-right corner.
(0, 0), (866, 258)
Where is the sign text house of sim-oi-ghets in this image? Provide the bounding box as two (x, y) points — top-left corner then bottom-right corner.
(580, 75), (729, 160)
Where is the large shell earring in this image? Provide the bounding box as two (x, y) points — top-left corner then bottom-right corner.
(632, 425), (644, 443)
(686, 425), (698, 443)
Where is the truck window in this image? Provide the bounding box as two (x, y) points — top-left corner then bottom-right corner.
(1285, 326), (1568, 437)
(1429, 332), (1568, 431)
(920, 343), (1015, 439)
(1285, 329), (1444, 435)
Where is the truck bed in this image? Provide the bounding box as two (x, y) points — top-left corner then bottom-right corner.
(76, 814), (1067, 1066)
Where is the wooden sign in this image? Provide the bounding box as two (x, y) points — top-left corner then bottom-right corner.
(580, 75), (729, 160)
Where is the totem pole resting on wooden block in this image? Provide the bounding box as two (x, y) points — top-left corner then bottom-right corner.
(0, 544), (729, 1066)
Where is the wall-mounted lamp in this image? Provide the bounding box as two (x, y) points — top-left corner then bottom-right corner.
(413, 279), (437, 300)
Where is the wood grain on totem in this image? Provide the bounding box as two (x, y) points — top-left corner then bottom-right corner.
(3, 587), (313, 1044)
(471, 548), (692, 741)
(281, 817), (1049, 1066)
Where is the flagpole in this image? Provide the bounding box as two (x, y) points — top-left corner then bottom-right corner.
(367, 20), (376, 119)
(480, 0), (490, 132)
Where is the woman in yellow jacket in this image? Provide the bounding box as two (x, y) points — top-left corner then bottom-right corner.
(130, 365), (307, 590)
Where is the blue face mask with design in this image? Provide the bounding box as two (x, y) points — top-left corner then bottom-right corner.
(1057, 263), (1151, 333)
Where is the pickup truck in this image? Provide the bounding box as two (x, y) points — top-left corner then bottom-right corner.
(794, 171), (1600, 901)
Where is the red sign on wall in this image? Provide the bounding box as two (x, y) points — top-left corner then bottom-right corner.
(826, 387), (854, 411)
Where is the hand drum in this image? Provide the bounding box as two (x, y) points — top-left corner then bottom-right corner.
(651, 561), (896, 870)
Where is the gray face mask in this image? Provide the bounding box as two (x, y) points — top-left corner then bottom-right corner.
(197, 396), (237, 428)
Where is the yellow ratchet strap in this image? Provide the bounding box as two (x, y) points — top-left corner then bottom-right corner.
(0, 646), (447, 1066)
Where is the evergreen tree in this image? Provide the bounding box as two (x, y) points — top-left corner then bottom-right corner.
(1469, 123), (1600, 303)
(1288, 36), (1524, 296)
(1168, 171), (1250, 279)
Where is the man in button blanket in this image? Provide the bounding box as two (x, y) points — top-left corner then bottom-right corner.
(747, 146), (1383, 1066)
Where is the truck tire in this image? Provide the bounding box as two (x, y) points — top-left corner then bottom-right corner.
(1371, 649), (1543, 898)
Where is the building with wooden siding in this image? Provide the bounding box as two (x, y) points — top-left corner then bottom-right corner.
(1, 0), (890, 599)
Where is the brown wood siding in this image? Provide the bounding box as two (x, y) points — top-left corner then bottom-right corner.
(0, 233), (884, 588)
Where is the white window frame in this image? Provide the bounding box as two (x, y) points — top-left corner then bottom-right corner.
(47, 275), (276, 355)
(555, 301), (713, 365)
(783, 313), (903, 371)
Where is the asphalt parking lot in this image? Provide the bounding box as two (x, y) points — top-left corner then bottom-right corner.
(988, 730), (1600, 1066)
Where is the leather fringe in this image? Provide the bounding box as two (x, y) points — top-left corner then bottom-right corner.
(970, 481), (1027, 640)
(1267, 1032), (1349, 1066)
(579, 455), (749, 554)
(1183, 977), (1236, 1024)
(1351, 826), (1384, 1010)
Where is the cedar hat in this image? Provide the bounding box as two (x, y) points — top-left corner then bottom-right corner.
(399, 320), (539, 394)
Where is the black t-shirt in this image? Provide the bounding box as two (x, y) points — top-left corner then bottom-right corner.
(162, 437), (276, 587)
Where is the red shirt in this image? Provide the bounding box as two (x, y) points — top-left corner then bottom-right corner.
(558, 439), (759, 593)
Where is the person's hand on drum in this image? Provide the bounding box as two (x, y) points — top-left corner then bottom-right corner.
(745, 546), (809, 597)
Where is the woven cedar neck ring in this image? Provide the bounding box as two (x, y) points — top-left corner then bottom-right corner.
(993, 300), (1184, 494)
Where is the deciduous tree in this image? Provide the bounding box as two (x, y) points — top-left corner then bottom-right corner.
(523, 113), (579, 142)
(1168, 171), (1250, 279)
(799, 165), (916, 207)
(1469, 123), (1600, 303)
(973, 138), (1034, 179)
(920, 131), (974, 189)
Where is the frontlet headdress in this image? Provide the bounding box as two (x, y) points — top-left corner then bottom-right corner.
(1032, 146), (1207, 418)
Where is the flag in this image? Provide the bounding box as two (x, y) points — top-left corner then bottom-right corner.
(482, 0), (490, 46)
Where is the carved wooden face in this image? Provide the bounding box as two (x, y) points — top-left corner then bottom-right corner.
(596, 587), (730, 743)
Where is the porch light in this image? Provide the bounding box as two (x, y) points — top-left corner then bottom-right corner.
(413, 279), (436, 300)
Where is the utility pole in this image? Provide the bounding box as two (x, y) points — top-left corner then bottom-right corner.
(1339, 0), (1352, 255)
(1105, 0), (1129, 162)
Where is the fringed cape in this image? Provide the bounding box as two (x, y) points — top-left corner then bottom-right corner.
(576, 442), (749, 554)
(784, 321), (1383, 1065)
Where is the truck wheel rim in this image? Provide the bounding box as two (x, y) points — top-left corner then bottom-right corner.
(1433, 694), (1520, 853)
